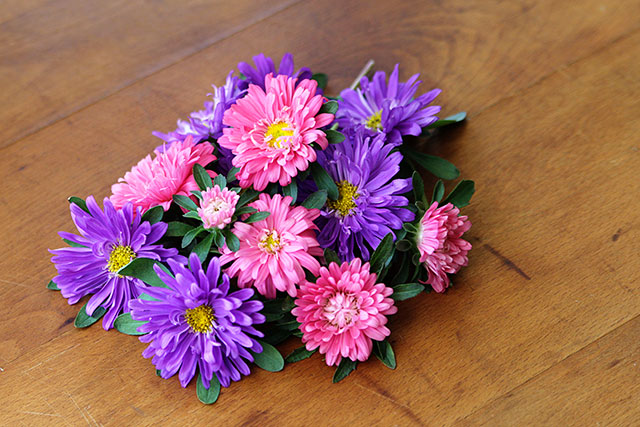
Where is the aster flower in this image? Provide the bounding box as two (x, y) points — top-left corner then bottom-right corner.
(337, 64), (441, 146)
(316, 129), (415, 261)
(417, 202), (472, 292)
(110, 136), (216, 212)
(237, 52), (312, 91)
(292, 258), (397, 366)
(197, 186), (239, 230)
(153, 72), (245, 144)
(219, 74), (334, 191)
(220, 193), (322, 299)
(129, 253), (265, 389)
(50, 196), (181, 330)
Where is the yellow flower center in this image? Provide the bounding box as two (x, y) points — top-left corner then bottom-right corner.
(365, 110), (383, 130)
(107, 245), (136, 273)
(258, 230), (282, 254)
(327, 181), (359, 217)
(185, 305), (215, 334)
(264, 121), (294, 148)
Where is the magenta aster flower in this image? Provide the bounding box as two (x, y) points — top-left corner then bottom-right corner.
(292, 259), (397, 366)
(110, 136), (217, 212)
(219, 74), (334, 191)
(237, 52), (312, 91)
(220, 193), (322, 299)
(337, 64), (441, 145)
(197, 186), (239, 230)
(417, 202), (472, 292)
(130, 253), (265, 389)
(50, 196), (182, 329)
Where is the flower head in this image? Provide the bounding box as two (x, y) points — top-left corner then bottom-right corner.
(110, 136), (216, 212)
(220, 193), (322, 299)
(417, 202), (472, 292)
(219, 74), (334, 190)
(197, 186), (239, 230)
(316, 129), (415, 261)
(130, 253), (265, 388)
(292, 258), (397, 366)
(237, 53), (312, 91)
(153, 72), (245, 144)
(50, 197), (181, 329)
(337, 64), (441, 145)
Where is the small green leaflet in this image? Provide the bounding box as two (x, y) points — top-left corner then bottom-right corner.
(114, 312), (147, 336)
(74, 303), (107, 328)
(442, 180), (475, 208)
(68, 196), (89, 213)
(412, 171), (426, 205)
(285, 347), (316, 363)
(173, 194), (198, 211)
(372, 340), (396, 369)
(251, 340), (284, 372)
(369, 233), (394, 275)
(244, 211), (270, 224)
(318, 100), (338, 115)
(193, 164), (213, 190)
(141, 205), (164, 224)
(325, 129), (345, 144)
(62, 238), (85, 248)
(165, 221), (192, 237)
(237, 189), (259, 207)
(323, 248), (341, 265)
(182, 225), (205, 248)
(47, 280), (60, 291)
(226, 167), (240, 182)
(391, 283), (425, 301)
(117, 258), (169, 288)
(283, 180), (298, 202)
(193, 232), (214, 262)
(213, 174), (227, 189)
(406, 150), (460, 180)
(432, 180), (445, 204)
(196, 373), (221, 404)
(223, 229), (240, 252)
(310, 162), (339, 200)
(302, 190), (327, 209)
(333, 358), (357, 383)
(311, 73), (328, 91)
(425, 112), (466, 130)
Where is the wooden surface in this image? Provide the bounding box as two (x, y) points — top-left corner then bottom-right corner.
(1, 0), (639, 425)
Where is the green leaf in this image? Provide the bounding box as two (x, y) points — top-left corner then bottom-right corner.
(166, 221), (192, 237)
(223, 229), (240, 252)
(391, 283), (425, 301)
(193, 233), (214, 262)
(182, 226), (205, 248)
(212, 229), (225, 248)
(318, 100), (338, 115)
(310, 163), (339, 200)
(226, 167), (240, 182)
(118, 258), (169, 288)
(311, 73), (328, 91)
(141, 205), (164, 224)
(191, 190), (203, 200)
(237, 189), (259, 207)
(402, 222), (418, 234)
(251, 340), (284, 372)
(425, 112), (467, 129)
(62, 238), (86, 248)
(46, 280), (60, 291)
(173, 194), (198, 211)
(285, 347), (316, 363)
(409, 151), (460, 180)
(193, 164), (213, 190)
(114, 312), (147, 336)
(302, 190), (327, 209)
(396, 239), (411, 252)
(74, 303), (106, 328)
(234, 206), (257, 216)
(196, 374), (220, 405)
(432, 180), (445, 204)
(156, 369), (162, 377)
(325, 129), (345, 144)
(370, 233), (394, 275)
(333, 358), (357, 383)
(372, 340), (396, 369)
(323, 248), (341, 266)
(244, 211), (270, 224)
(183, 211), (201, 220)
(412, 171), (425, 204)
(442, 180), (475, 208)
(213, 174), (227, 189)
(68, 196), (89, 213)
(282, 180), (298, 202)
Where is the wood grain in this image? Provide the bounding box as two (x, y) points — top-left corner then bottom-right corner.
(0, 0), (298, 147)
(1, 0), (639, 425)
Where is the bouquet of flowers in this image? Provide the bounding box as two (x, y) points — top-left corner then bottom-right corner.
(48, 53), (474, 404)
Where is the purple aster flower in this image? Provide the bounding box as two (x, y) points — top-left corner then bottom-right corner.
(130, 253), (265, 389)
(337, 64), (441, 146)
(50, 196), (182, 330)
(236, 52), (313, 91)
(316, 129), (415, 261)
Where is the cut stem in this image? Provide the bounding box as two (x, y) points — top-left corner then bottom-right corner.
(349, 59), (375, 91)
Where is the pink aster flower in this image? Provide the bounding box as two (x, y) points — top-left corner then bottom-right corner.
(197, 186), (239, 229)
(417, 202), (472, 293)
(292, 258), (397, 367)
(111, 136), (216, 212)
(220, 193), (322, 298)
(219, 74), (334, 191)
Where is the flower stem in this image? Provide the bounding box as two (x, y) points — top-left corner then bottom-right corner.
(349, 59), (375, 91)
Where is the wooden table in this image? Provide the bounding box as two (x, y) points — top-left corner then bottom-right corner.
(1, 0), (639, 425)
